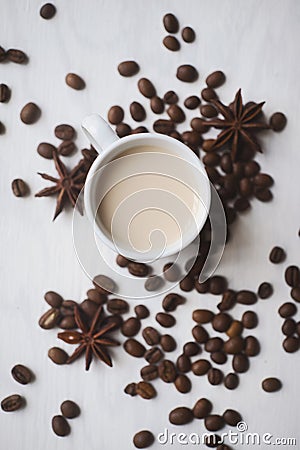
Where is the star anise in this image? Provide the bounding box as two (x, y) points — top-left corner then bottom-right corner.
(206, 89), (269, 161)
(58, 305), (119, 371)
(35, 152), (88, 220)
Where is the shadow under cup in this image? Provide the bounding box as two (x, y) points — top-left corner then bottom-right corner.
(85, 135), (211, 262)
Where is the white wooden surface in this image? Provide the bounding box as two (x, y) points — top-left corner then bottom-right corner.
(0, 0), (300, 448)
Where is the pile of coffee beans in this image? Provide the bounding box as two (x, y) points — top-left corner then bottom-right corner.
(162, 13), (196, 52)
(51, 400), (80, 437)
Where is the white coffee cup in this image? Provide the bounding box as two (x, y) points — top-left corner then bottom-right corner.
(81, 114), (211, 262)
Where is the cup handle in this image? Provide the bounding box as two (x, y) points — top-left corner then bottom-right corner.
(81, 113), (119, 153)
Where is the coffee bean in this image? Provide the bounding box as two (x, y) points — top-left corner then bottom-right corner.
(181, 26), (196, 43)
(93, 274), (116, 294)
(285, 266), (300, 287)
(133, 430), (154, 449)
(262, 377), (282, 392)
(209, 276), (228, 295)
(163, 90), (178, 104)
(80, 299), (99, 320)
(141, 365), (158, 381)
(176, 354), (191, 373)
(162, 293), (185, 312)
(212, 313), (232, 332)
(37, 142), (56, 159)
(211, 351), (227, 365)
(138, 78), (156, 98)
(224, 372), (239, 390)
(142, 327), (160, 345)
(145, 275), (164, 291)
(254, 173), (274, 188)
(234, 197), (250, 212)
(11, 364), (33, 385)
(39, 308), (61, 329)
(244, 160), (260, 177)
(116, 122), (131, 137)
(182, 130), (202, 147)
(148, 96), (164, 115)
(153, 119), (175, 134)
(205, 337), (224, 353)
(57, 140), (75, 156)
(193, 398), (212, 419)
(242, 311), (258, 329)
(65, 73), (85, 90)
(183, 342), (200, 357)
(0, 83), (10, 102)
(6, 49), (28, 64)
(226, 320), (243, 338)
(269, 112), (287, 132)
(163, 35), (180, 51)
(132, 306), (149, 321)
(176, 64), (198, 82)
(205, 415), (225, 432)
(269, 246), (285, 264)
(0, 45), (6, 62)
(60, 300), (77, 316)
(107, 105), (124, 125)
(145, 347), (163, 364)
(158, 360), (177, 382)
(180, 276), (194, 292)
(136, 381), (156, 400)
(174, 374), (191, 393)
(203, 153), (221, 167)
(236, 290), (257, 305)
(169, 407), (193, 425)
(130, 102), (146, 122)
(224, 336), (245, 355)
(192, 325), (209, 344)
(121, 317), (141, 337)
(184, 95), (200, 110)
(118, 61), (139, 77)
(167, 104), (185, 123)
(232, 353), (249, 373)
(192, 309), (214, 324)
(239, 178), (253, 197)
(20, 102), (41, 124)
(223, 409), (242, 426)
(128, 262), (150, 277)
(156, 312), (176, 328)
(283, 336), (299, 353)
(59, 315), (76, 330)
(1, 394), (24, 412)
(201, 87), (218, 102)
(60, 400), (80, 418)
(104, 314), (123, 331)
(206, 71), (226, 88)
(86, 289), (107, 305)
(124, 339), (146, 357)
(190, 118), (209, 134)
(163, 13), (179, 33)
(207, 368), (223, 385)
(52, 415), (70, 437)
(195, 279), (210, 294)
(217, 290), (236, 312)
(54, 124), (75, 141)
(245, 336), (260, 356)
(124, 383), (137, 396)
(48, 347), (68, 365)
(192, 359), (211, 376)
(201, 104), (218, 118)
(291, 287), (300, 302)
(258, 282), (273, 299)
(278, 302), (297, 318)
(40, 3), (56, 19)
(255, 187), (273, 202)
(11, 178), (28, 197)
(160, 334), (177, 352)
(282, 319), (296, 336)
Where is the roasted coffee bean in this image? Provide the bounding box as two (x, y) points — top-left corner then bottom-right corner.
(193, 398), (212, 419)
(283, 336), (299, 353)
(184, 95), (200, 109)
(233, 162), (245, 179)
(65, 73), (85, 90)
(59, 315), (76, 330)
(133, 430), (154, 449)
(37, 142), (56, 159)
(224, 336), (245, 355)
(48, 347), (68, 365)
(93, 274), (116, 294)
(242, 311), (258, 329)
(182, 130), (202, 147)
(291, 287), (300, 302)
(141, 365), (158, 381)
(183, 341), (199, 357)
(236, 290), (257, 305)
(255, 187), (273, 202)
(224, 373), (239, 390)
(156, 312), (176, 328)
(11, 179), (28, 197)
(98, 313), (122, 328)
(192, 325), (209, 343)
(143, 327), (160, 346)
(20, 102), (41, 124)
(192, 359), (211, 376)
(203, 153), (221, 167)
(124, 383), (137, 396)
(167, 104), (185, 123)
(116, 254), (130, 267)
(278, 302), (297, 318)
(176, 64), (198, 82)
(86, 289), (107, 305)
(232, 353), (249, 373)
(169, 407), (193, 425)
(282, 319), (296, 336)
(57, 140), (75, 156)
(60, 400), (80, 419)
(162, 293), (185, 312)
(158, 360), (177, 382)
(181, 26), (196, 43)
(269, 112), (287, 132)
(145, 275), (164, 291)
(134, 304), (149, 319)
(207, 368), (223, 385)
(54, 124), (75, 141)
(244, 160), (260, 177)
(226, 320), (243, 338)
(153, 119), (175, 134)
(39, 308), (60, 329)
(6, 49), (28, 64)
(80, 299), (99, 320)
(136, 381), (156, 400)
(211, 351), (227, 365)
(145, 347), (163, 364)
(269, 246), (285, 264)
(212, 313), (232, 332)
(193, 309), (214, 324)
(209, 276), (228, 295)
(205, 337), (224, 353)
(174, 374), (191, 393)
(150, 96), (164, 114)
(1, 394), (24, 412)
(201, 87), (218, 102)
(206, 71), (226, 88)
(262, 377), (282, 392)
(60, 300), (77, 316)
(124, 339), (146, 357)
(176, 354), (191, 373)
(128, 262), (150, 277)
(138, 78), (156, 98)
(254, 173), (274, 189)
(0, 45), (6, 62)
(118, 60), (139, 77)
(130, 102), (146, 122)
(163, 13), (179, 33)
(201, 104), (218, 118)
(160, 334), (177, 352)
(40, 3), (56, 19)
(0, 83), (10, 102)
(180, 276), (194, 292)
(195, 279), (210, 294)
(205, 415), (225, 432)
(121, 317), (141, 337)
(52, 415), (70, 437)
(258, 282), (273, 299)
(11, 364), (33, 385)
(239, 178), (253, 197)
(116, 122), (131, 137)
(234, 197), (250, 212)
(191, 117), (210, 133)
(108, 106), (124, 125)
(217, 290), (236, 312)
(285, 266), (300, 287)
(223, 409), (242, 427)
(163, 35), (180, 51)
(163, 263), (180, 282)
(163, 90), (178, 104)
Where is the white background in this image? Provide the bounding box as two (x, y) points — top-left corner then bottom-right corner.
(0, 0), (300, 449)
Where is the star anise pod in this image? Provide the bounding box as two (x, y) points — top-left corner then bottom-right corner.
(206, 89), (269, 161)
(35, 152), (88, 220)
(58, 305), (119, 371)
